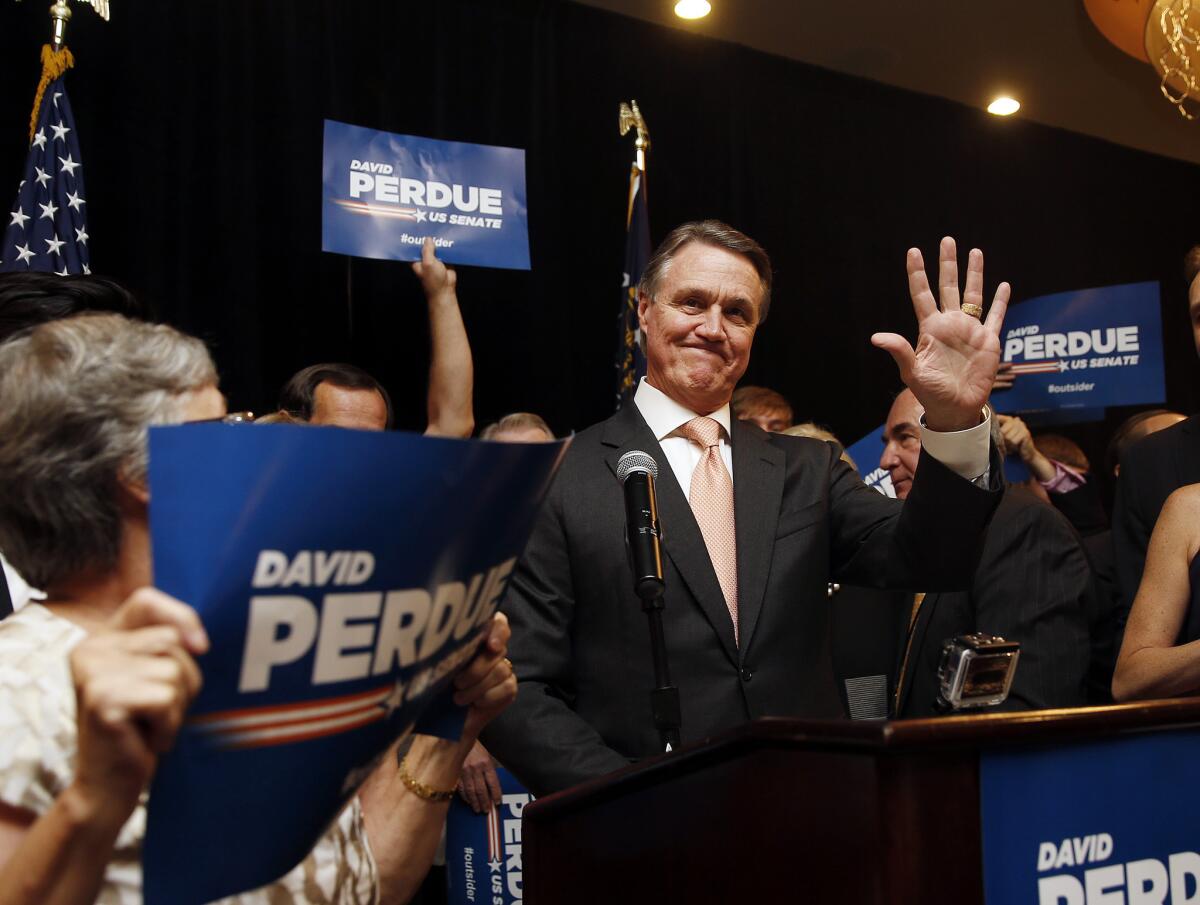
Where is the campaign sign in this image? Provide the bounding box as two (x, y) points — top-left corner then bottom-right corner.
(142, 425), (566, 904)
(980, 730), (1200, 904)
(322, 119), (530, 270)
(993, 281), (1165, 415)
(445, 767), (532, 904)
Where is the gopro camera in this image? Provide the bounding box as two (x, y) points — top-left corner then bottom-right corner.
(936, 633), (1020, 711)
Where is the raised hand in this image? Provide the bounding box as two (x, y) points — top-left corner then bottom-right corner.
(872, 237), (1010, 432)
(69, 588), (208, 823)
(411, 237), (457, 300)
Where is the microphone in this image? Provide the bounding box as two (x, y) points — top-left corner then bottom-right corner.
(616, 450), (664, 601)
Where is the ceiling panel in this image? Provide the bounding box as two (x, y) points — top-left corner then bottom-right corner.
(572, 0), (1200, 165)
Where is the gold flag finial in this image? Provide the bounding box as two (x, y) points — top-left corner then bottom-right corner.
(618, 100), (650, 173)
(45, 0), (111, 49)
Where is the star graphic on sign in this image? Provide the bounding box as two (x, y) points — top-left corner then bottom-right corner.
(31, 128), (47, 150)
(14, 243), (34, 265)
(82, 263), (91, 275)
(39, 201), (58, 220)
(52, 92), (61, 108)
(9, 208), (29, 229)
(1057, 360), (1070, 373)
(74, 226), (88, 246)
(51, 121), (70, 142)
(45, 234), (65, 256)
(379, 678), (406, 717)
(34, 167), (51, 187)
(54, 267), (70, 277)
(57, 154), (79, 177)
(66, 191), (85, 211)
(414, 210), (427, 223)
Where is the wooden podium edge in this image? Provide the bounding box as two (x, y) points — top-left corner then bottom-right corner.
(522, 697), (1200, 823)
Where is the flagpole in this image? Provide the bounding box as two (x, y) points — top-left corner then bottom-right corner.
(618, 100), (651, 189)
(613, 101), (653, 407)
(39, 0), (113, 49)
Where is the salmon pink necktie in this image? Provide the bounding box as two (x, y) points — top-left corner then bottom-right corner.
(679, 416), (739, 645)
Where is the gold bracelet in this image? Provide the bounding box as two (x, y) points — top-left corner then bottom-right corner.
(398, 756), (456, 802)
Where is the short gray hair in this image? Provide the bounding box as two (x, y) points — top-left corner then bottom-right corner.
(480, 411), (553, 441)
(638, 220), (774, 322)
(0, 314), (217, 588)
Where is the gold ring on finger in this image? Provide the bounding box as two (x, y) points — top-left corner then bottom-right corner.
(961, 303), (983, 320)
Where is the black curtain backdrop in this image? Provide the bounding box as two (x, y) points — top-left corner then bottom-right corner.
(2, 0), (1199, 500)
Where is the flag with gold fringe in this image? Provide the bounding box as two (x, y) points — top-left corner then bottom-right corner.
(1, 45), (91, 274)
(614, 159), (650, 408)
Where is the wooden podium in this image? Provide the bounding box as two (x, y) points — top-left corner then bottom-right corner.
(521, 700), (1200, 904)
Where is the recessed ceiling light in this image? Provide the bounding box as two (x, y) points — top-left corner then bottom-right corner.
(674, 0), (711, 20)
(987, 96), (1021, 116)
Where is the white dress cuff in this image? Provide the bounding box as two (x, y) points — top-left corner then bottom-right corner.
(919, 410), (991, 482)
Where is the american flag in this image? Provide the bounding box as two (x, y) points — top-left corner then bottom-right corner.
(1, 70), (91, 275)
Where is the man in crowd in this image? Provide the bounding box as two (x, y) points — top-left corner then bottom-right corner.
(882, 390), (1090, 715)
(279, 362), (394, 430)
(483, 221), (1010, 795)
(731, 385), (794, 432)
(279, 238), (474, 437)
(479, 412), (555, 442)
(1113, 245), (1200, 623)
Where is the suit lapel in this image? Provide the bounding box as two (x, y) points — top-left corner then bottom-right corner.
(600, 404), (739, 665)
(731, 419), (784, 655)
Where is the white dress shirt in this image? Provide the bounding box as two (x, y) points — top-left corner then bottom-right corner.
(632, 378), (991, 492)
(635, 379), (734, 499)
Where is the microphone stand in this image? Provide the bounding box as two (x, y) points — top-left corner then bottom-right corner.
(637, 582), (681, 752)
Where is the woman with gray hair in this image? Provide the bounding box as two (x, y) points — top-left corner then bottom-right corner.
(0, 314), (516, 905)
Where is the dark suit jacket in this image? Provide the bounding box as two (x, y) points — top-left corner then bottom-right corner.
(482, 404), (1001, 795)
(1113, 415), (1200, 622)
(829, 584), (908, 719)
(896, 486), (1091, 717)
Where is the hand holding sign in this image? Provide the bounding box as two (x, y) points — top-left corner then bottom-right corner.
(412, 237), (457, 301)
(872, 238), (1010, 432)
(454, 613), (517, 741)
(70, 588), (209, 824)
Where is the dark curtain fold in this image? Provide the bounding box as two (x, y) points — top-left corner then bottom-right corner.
(1, 0), (1198, 457)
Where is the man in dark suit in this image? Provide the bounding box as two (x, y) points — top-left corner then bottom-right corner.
(482, 222), (1011, 795)
(882, 390), (1091, 717)
(1112, 244), (1200, 626)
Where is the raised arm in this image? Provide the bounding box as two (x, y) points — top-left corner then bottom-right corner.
(1112, 486), (1200, 701)
(412, 238), (474, 438)
(0, 590), (207, 905)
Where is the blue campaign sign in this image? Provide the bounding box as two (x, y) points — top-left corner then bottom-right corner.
(142, 425), (566, 904)
(322, 119), (530, 270)
(993, 282), (1165, 415)
(445, 767), (532, 904)
(981, 731), (1200, 904)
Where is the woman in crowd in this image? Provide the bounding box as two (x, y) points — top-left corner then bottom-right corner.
(1111, 483), (1200, 701)
(0, 313), (516, 904)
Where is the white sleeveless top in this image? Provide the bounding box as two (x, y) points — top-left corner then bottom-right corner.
(0, 604), (380, 904)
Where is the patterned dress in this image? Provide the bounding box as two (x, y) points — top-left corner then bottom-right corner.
(0, 604), (379, 904)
